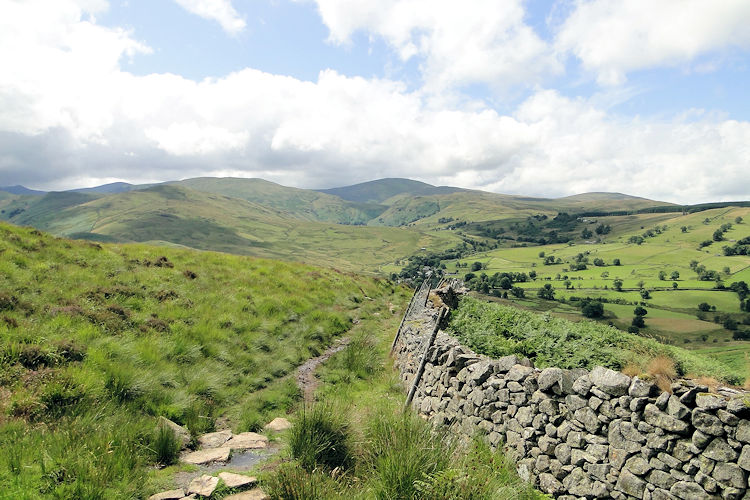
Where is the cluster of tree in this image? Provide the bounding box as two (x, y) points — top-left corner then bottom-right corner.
(630, 306), (648, 330)
(537, 283), (555, 300)
(723, 236), (750, 256)
(713, 222), (733, 242)
(731, 282), (750, 312)
(437, 217), (454, 224)
(463, 271), (531, 293)
(396, 247), (471, 282)
(658, 270), (680, 280)
(688, 260), (721, 282)
(572, 297), (604, 318)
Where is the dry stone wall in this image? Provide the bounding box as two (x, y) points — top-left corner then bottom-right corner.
(393, 284), (750, 500)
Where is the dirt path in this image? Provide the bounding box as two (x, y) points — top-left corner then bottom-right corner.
(297, 336), (351, 402)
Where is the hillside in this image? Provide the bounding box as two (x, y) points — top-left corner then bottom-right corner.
(318, 177), (464, 204)
(0, 185), (460, 273)
(169, 177), (386, 225)
(0, 221), (408, 498)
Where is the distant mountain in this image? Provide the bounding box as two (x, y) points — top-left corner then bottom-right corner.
(318, 178), (464, 204)
(167, 177), (387, 225)
(70, 182), (143, 194)
(0, 185), (46, 196)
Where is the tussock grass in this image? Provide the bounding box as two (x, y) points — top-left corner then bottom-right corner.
(0, 222), (404, 497)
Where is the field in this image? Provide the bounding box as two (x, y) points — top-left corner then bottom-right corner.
(0, 222), (409, 498)
(446, 206), (750, 378)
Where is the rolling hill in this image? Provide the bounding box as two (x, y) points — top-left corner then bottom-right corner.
(318, 177), (464, 204)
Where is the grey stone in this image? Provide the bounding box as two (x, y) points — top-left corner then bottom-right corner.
(655, 392), (670, 410)
(669, 481), (709, 500)
(717, 409), (739, 426)
(574, 407), (601, 433)
(666, 396), (690, 420)
(727, 396), (750, 415)
(738, 445), (750, 471)
(219, 472), (257, 489)
(630, 376), (656, 398)
(711, 462), (746, 489)
(539, 399), (559, 416)
(644, 404), (689, 434)
(567, 430), (585, 448)
(672, 440), (698, 462)
(198, 430), (233, 449)
(562, 467), (595, 497)
(703, 438), (739, 462)
(495, 355), (522, 373)
(506, 364), (534, 381)
(572, 374), (592, 396)
(695, 393), (726, 411)
(571, 448), (597, 466)
(625, 455), (652, 475)
(631, 397), (650, 412)
(692, 429), (712, 449)
(182, 447), (231, 465)
(538, 473), (564, 495)
(148, 490), (185, 500)
(468, 361), (494, 385)
(736, 420), (750, 443)
(616, 469), (647, 498)
(692, 410), (725, 436)
(565, 394), (588, 412)
(158, 417), (191, 449)
(647, 470), (677, 490)
(555, 443), (572, 464)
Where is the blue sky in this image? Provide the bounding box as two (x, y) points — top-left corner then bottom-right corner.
(0, 0), (749, 202)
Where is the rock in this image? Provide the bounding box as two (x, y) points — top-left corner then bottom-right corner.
(495, 355), (522, 372)
(695, 393), (726, 411)
(616, 469), (647, 498)
(158, 417), (191, 449)
(590, 366), (630, 396)
(219, 472), (257, 489)
(572, 375), (592, 396)
(625, 455), (651, 475)
(148, 490), (185, 500)
(538, 473), (564, 495)
(669, 481), (709, 500)
(711, 462), (746, 489)
(225, 432), (269, 450)
(506, 364), (534, 381)
(691, 430), (712, 449)
(187, 475), (220, 497)
(736, 420), (750, 443)
(644, 404), (689, 433)
(666, 396), (689, 420)
(264, 417), (292, 432)
(738, 445), (750, 471)
(703, 438), (738, 462)
(182, 447), (231, 465)
(692, 410), (724, 436)
(224, 489), (270, 500)
(647, 470), (677, 490)
(198, 430), (232, 449)
(629, 377), (656, 398)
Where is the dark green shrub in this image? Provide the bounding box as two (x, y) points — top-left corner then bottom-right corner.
(152, 423), (181, 466)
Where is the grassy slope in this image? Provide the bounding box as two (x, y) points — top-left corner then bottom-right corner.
(318, 177), (464, 204)
(3, 185), (461, 274)
(170, 177), (386, 225)
(0, 222), (409, 498)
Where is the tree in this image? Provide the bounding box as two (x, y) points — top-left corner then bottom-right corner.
(634, 306), (648, 317)
(713, 229), (725, 242)
(724, 318), (738, 331)
(593, 258), (605, 267)
(538, 251), (545, 258)
(723, 266), (731, 275)
(736, 216), (744, 224)
(681, 226), (688, 233)
(600, 271), (609, 279)
(471, 261), (483, 272)
(499, 276), (512, 290)
(582, 301), (604, 318)
(537, 284), (555, 300)
(698, 302), (712, 312)
(511, 286), (525, 298)
(658, 271), (666, 281)
(564, 280), (572, 289)
(672, 282), (678, 289)
(640, 289), (651, 300)
(631, 316), (645, 328)
(581, 228), (593, 239)
(529, 270), (537, 279)
(670, 271), (680, 280)
(613, 278), (624, 292)
(613, 258), (621, 266)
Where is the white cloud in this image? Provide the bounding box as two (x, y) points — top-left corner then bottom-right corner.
(308, 0), (561, 92)
(0, 0), (749, 204)
(173, 0), (246, 35)
(556, 0), (750, 85)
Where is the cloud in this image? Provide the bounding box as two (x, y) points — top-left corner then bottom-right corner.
(0, 0), (748, 204)
(308, 0), (561, 92)
(555, 0), (750, 85)
(172, 0), (246, 35)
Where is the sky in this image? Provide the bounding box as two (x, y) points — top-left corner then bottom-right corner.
(0, 0), (749, 203)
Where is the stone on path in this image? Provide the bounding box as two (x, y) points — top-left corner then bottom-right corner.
(187, 475), (220, 497)
(198, 430), (232, 449)
(159, 417), (191, 449)
(181, 446), (231, 465)
(264, 417), (292, 432)
(148, 489), (185, 500)
(219, 472), (257, 489)
(224, 489), (269, 500)
(226, 432), (269, 450)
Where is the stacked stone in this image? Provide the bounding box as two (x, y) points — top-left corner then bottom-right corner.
(392, 286), (750, 500)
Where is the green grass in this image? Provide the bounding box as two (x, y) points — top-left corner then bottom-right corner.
(261, 302), (545, 500)
(0, 221), (409, 498)
(448, 296), (738, 383)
